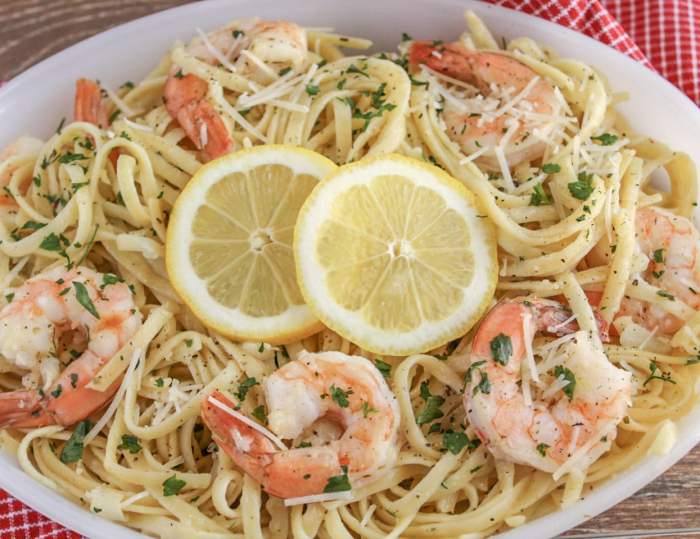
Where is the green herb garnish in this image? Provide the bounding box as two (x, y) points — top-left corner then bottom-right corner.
(74, 282), (100, 319)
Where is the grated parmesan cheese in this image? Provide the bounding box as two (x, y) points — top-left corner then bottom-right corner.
(195, 27), (238, 73)
(208, 396), (287, 450)
(84, 348), (142, 445)
(283, 491), (354, 507)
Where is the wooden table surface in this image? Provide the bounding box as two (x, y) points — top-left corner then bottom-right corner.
(1, 1), (699, 538)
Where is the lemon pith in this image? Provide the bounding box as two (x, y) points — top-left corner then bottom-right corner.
(166, 145), (337, 343)
(294, 153), (498, 355)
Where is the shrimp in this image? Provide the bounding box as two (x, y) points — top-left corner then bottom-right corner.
(408, 41), (561, 171)
(465, 296), (631, 474)
(164, 19), (307, 161)
(201, 351), (399, 499)
(587, 206), (700, 335)
(74, 78), (110, 129)
(0, 266), (141, 428)
(623, 206), (700, 334)
(0, 136), (43, 207)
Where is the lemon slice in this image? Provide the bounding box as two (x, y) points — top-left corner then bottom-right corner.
(166, 145), (337, 343)
(294, 154), (497, 355)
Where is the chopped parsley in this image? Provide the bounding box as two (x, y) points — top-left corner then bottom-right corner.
(466, 360), (486, 384)
(118, 434), (142, 454)
(643, 360), (676, 386)
(235, 377), (259, 401)
(652, 249), (665, 263)
(323, 468), (352, 492)
(554, 365), (576, 400)
(409, 75), (428, 87)
(375, 359), (391, 377)
(59, 420), (92, 463)
(401, 32), (413, 41)
(474, 371), (491, 395)
(58, 152), (86, 165)
(305, 84), (320, 96)
(100, 273), (121, 288)
(568, 171), (594, 200)
(361, 401), (378, 418)
(541, 163), (560, 174)
(687, 356), (700, 365)
(657, 290), (675, 301)
(536, 443), (550, 457)
(346, 64), (369, 77)
(51, 384), (62, 398)
(70, 373), (79, 388)
(39, 232), (71, 267)
(232, 30), (245, 38)
(155, 378), (165, 388)
(591, 133), (618, 145)
(252, 405), (267, 423)
(21, 221), (46, 231)
(162, 475), (186, 496)
(530, 183), (550, 206)
(490, 333), (512, 365)
(330, 385), (353, 408)
(278, 66), (292, 76)
(74, 282), (100, 319)
(416, 380), (445, 425)
(4, 293), (13, 303)
(442, 430), (469, 454)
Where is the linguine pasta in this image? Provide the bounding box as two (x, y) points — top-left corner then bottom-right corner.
(0, 12), (698, 539)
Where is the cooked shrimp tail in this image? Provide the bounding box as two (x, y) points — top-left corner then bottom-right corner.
(164, 73), (233, 161)
(74, 78), (110, 129)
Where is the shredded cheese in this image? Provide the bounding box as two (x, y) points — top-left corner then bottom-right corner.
(207, 396), (287, 450)
(359, 504), (376, 527)
(122, 118), (154, 132)
(494, 146), (516, 192)
(84, 348), (142, 445)
(121, 490), (149, 508)
(283, 491), (354, 507)
(522, 313), (541, 386)
(104, 87), (138, 118)
(210, 81), (268, 143)
(195, 27), (238, 73)
(239, 49), (280, 81)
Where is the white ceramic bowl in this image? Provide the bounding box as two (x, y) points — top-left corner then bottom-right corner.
(1, 1), (699, 537)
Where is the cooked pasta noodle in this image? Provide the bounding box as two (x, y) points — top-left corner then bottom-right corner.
(0, 12), (698, 539)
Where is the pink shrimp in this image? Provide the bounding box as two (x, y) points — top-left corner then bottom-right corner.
(164, 19), (307, 161)
(163, 74), (233, 161)
(201, 351), (399, 499)
(408, 41), (561, 171)
(586, 206), (700, 336)
(74, 79), (110, 129)
(464, 296), (631, 474)
(0, 266), (141, 428)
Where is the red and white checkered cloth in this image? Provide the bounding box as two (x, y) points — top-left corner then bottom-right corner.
(1, 1), (699, 538)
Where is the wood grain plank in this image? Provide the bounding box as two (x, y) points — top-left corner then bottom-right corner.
(1, 1), (700, 537)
